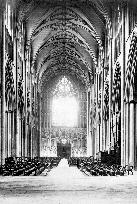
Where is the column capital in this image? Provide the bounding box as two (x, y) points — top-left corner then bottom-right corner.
(129, 92), (137, 104)
(129, 100), (136, 104)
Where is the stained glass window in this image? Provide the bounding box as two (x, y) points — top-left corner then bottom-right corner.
(52, 76), (78, 127)
(53, 76), (76, 97)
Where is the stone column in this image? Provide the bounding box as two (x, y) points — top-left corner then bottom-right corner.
(0, 10), (3, 165)
(100, 74), (103, 151)
(11, 110), (16, 157)
(24, 58), (27, 158)
(87, 90), (92, 156)
(11, 111), (13, 157)
(8, 110), (12, 157)
(94, 72), (98, 158)
(125, 103), (129, 165)
(101, 65), (105, 151)
(111, 113), (114, 149)
(102, 119), (105, 152)
(22, 118), (25, 157)
(49, 95), (52, 129)
(135, 103), (137, 169)
(37, 91), (40, 157)
(14, 31), (18, 157)
(87, 90), (90, 156)
(47, 95), (49, 128)
(121, 5), (126, 166)
(86, 91), (89, 155)
(114, 113), (116, 147)
(21, 117), (23, 157)
(104, 120), (107, 150)
(90, 89), (95, 156)
(96, 72), (100, 155)
(17, 116), (22, 157)
(5, 111), (8, 158)
(25, 117), (28, 157)
(129, 102), (135, 166)
(116, 113), (118, 145)
(1, 9), (6, 164)
(16, 34), (21, 158)
(39, 94), (42, 157)
(108, 37), (112, 153)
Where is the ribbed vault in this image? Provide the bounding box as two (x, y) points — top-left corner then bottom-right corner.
(13, 0), (112, 90)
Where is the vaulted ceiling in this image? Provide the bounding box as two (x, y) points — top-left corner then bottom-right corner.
(15, 0), (112, 90)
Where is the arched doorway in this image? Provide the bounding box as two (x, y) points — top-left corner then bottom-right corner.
(57, 142), (71, 159)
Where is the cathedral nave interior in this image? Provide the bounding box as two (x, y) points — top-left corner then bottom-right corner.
(1, 0), (137, 203)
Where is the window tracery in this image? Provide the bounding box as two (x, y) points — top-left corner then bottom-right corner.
(53, 76), (77, 98)
(52, 76), (78, 127)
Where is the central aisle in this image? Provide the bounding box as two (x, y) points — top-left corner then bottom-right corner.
(0, 159), (137, 204)
(47, 158), (85, 180)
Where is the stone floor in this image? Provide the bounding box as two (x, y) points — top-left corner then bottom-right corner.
(0, 158), (137, 204)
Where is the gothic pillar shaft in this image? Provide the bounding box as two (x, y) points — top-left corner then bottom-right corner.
(5, 111), (8, 158)
(47, 96), (49, 128)
(11, 111), (16, 157)
(121, 5), (126, 166)
(100, 78), (103, 151)
(106, 120), (109, 150)
(87, 90), (89, 155)
(108, 37), (112, 153)
(21, 118), (23, 157)
(11, 111), (13, 156)
(102, 119), (105, 151)
(87, 90), (91, 156)
(16, 116), (19, 157)
(1, 10), (6, 164)
(94, 128), (97, 158)
(93, 129), (95, 156)
(8, 111), (11, 157)
(115, 114), (117, 144)
(97, 72), (100, 154)
(135, 104), (137, 169)
(101, 68), (105, 151)
(129, 102), (135, 166)
(16, 116), (21, 157)
(97, 125), (100, 153)
(125, 103), (129, 165)
(95, 73), (98, 158)
(39, 95), (42, 157)
(24, 59), (27, 158)
(26, 125), (29, 157)
(111, 113), (114, 149)
(25, 118), (28, 157)
(22, 119), (25, 157)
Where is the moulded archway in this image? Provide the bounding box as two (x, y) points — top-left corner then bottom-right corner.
(40, 74), (87, 157)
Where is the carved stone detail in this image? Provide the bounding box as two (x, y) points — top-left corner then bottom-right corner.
(103, 78), (109, 120)
(125, 33), (137, 103)
(18, 75), (24, 115)
(5, 54), (16, 109)
(27, 89), (30, 108)
(97, 90), (101, 124)
(41, 127), (87, 157)
(112, 62), (121, 113)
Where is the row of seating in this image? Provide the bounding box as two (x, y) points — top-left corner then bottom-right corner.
(0, 157), (61, 176)
(68, 156), (133, 176)
(68, 157), (89, 167)
(79, 162), (133, 176)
